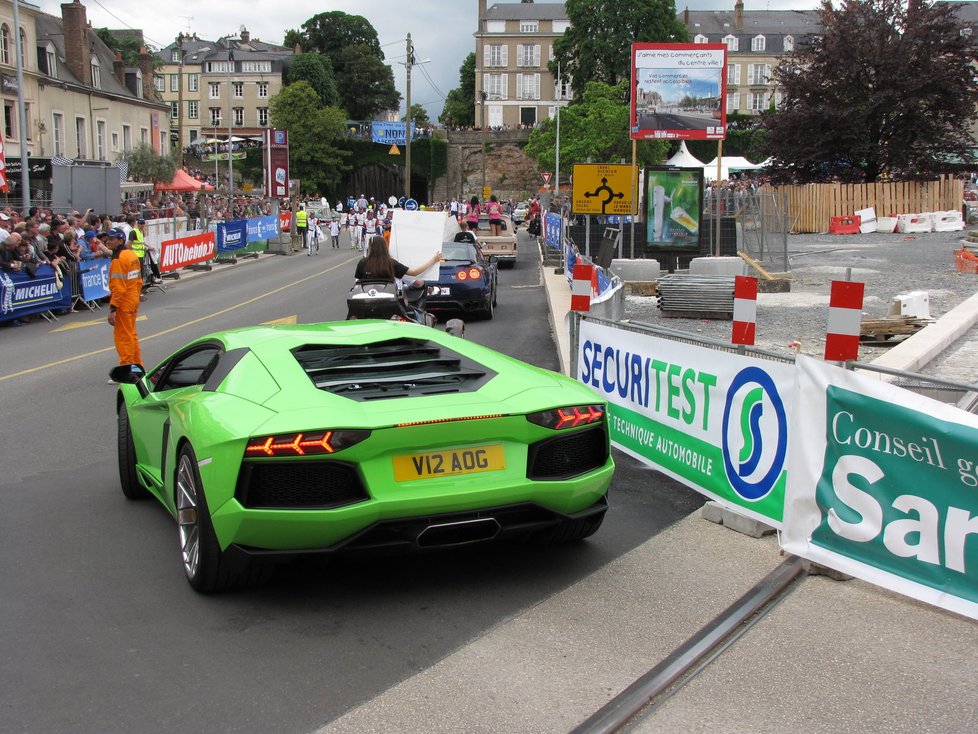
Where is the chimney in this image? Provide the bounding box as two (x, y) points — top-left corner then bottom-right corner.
(137, 46), (154, 100)
(240, 28), (250, 44)
(735, 0), (744, 31)
(113, 52), (125, 84)
(684, 7), (689, 24)
(478, 0), (487, 31)
(61, 1), (91, 86)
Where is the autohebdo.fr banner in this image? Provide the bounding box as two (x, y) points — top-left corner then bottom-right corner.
(577, 319), (794, 527)
(782, 355), (978, 620)
(159, 231), (216, 272)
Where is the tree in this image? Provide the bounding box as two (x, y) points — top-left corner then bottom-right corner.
(333, 44), (401, 121)
(763, 0), (978, 183)
(439, 53), (476, 127)
(269, 81), (350, 195)
(524, 80), (668, 171)
(403, 104), (430, 128)
(552, 0), (688, 100)
(284, 12), (397, 120)
(288, 53), (340, 108)
(123, 143), (177, 184)
(285, 12), (383, 58)
(94, 28), (146, 67)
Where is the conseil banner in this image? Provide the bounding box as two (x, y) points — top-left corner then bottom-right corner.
(782, 355), (978, 620)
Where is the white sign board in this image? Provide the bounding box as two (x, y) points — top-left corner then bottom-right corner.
(389, 210), (459, 281)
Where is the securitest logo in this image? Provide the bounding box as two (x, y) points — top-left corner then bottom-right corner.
(721, 367), (788, 501)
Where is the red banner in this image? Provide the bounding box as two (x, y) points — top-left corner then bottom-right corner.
(263, 129), (290, 198)
(279, 212), (291, 232)
(159, 232), (216, 272)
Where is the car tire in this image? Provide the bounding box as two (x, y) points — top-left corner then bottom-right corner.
(533, 512), (605, 545)
(479, 293), (494, 320)
(176, 444), (267, 593)
(118, 406), (149, 500)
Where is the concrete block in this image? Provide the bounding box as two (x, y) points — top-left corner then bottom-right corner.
(689, 256), (746, 277)
(610, 258), (661, 281)
(719, 506), (776, 538)
(701, 501), (724, 525)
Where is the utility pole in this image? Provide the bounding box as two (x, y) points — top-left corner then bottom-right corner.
(12, 0), (29, 212)
(480, 91), (487, 194)
(404, 33), (414, 200)
(176, 32), (184, 166)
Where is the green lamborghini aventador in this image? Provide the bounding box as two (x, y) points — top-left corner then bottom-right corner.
(112, 320), (614, 592)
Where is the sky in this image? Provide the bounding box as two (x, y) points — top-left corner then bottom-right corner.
(34, 1), (820, 119)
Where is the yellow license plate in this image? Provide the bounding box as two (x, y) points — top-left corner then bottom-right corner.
(392, 445), (506, 481)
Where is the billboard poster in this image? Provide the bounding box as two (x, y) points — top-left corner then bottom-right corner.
(645, 167), (703, 250)
(631, 43), (727, 141)
(263, 129), (290, 198)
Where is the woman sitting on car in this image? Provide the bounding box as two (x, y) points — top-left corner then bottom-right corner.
(354, 235), (441, 289)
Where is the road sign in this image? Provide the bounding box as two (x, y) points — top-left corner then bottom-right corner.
(404, 198), (419, 211)
(389, 144), (401, 155)
(572, 164), (635, 216)
(482, 186), (492, 200)
(541, 171), (552, 185)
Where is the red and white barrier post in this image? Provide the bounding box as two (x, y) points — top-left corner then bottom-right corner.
(571, 262), (595, 312)
(824, 280), (864, 361)
(731, 275), (758, 345)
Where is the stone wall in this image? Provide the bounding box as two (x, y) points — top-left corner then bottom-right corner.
(432, 130), (542, 203)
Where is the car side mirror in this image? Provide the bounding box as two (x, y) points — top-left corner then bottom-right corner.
(109, 364), (149, 397)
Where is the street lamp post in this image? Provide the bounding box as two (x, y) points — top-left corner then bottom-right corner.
(226, 40), (234, 215)
(480, 92), (487, 195)
(404, 33), (414, 200)
(176, 32), (184, 166)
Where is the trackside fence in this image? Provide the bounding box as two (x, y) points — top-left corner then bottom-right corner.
(570, 312), (978, 620)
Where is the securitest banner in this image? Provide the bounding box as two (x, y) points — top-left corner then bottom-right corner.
(783, 356), (978, 620)
(577, 319), (793, 525)
(160, 232), (216, 272)
(630, 43), (727, 141)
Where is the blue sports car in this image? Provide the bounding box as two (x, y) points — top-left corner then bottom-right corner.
(425, 240), (498, 320)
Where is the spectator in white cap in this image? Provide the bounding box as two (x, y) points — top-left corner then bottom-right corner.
(0, 212), (10, 244)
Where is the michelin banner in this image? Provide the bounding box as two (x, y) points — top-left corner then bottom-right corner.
(578, 319), (793, 525)
(217, 219), (248, 252)
(782, 355), (978, 620)
(0, 264), (73, 322)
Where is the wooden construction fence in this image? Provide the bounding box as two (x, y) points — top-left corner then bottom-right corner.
(773, 176), (964, 233)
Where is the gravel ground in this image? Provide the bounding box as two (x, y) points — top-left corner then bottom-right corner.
(623, 229), (978, 362)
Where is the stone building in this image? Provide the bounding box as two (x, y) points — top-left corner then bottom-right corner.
(155, 30), (294, 152)
(0, 0), (167, 164)
(474, 0), (571, 129)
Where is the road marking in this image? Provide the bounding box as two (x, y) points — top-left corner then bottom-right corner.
(261, 315), (298, 325)
(0, 259), (356, 382)
(51, 315), (147, 333)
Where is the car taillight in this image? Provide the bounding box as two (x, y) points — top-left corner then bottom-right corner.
(526, 405), (604, 430)
(245, 429), (370, 457)
(456, 267), (481, 281)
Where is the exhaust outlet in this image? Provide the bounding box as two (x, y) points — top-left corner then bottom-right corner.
(417, 517), (501, 547)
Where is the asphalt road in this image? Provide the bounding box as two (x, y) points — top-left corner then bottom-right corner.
(0, 231), (703, 734)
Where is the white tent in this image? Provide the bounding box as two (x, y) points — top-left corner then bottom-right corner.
(665, 141), (705, 168)
(703, 156), (765, 181)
